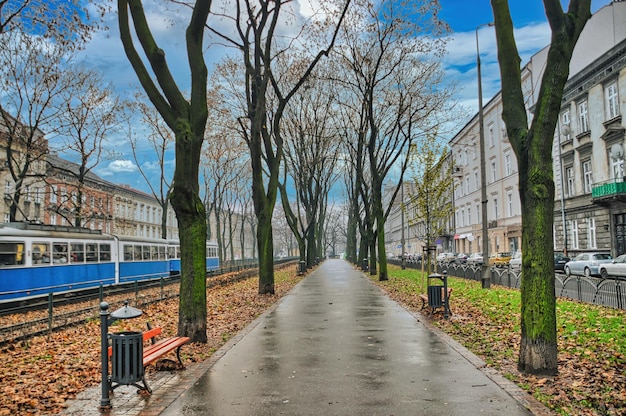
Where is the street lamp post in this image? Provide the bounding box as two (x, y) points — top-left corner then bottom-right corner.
(476, 22), (493, 289)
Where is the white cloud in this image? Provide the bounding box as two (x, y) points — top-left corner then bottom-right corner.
(98, 160), (138, 177)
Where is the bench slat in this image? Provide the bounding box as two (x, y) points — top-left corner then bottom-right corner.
(143, 337), (190, 366)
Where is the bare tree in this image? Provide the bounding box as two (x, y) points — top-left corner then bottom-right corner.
(209, 0), (351, 294)
(202, 83), (249, 263)
(0, 0), (106, 45)
(332, 0), (452, 280)
(280, 76), (341, 268)
(48, 70), (123, 228)
(128, 96), (174, 239)
(118, 0), (211, 342)
(490, 0), (591, 375)
(0, 32), (79, 222)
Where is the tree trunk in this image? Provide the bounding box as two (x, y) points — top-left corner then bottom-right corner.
(256, 206), (275, 294)
(490, 0), (591, 375)
(170, 127), (207, 343)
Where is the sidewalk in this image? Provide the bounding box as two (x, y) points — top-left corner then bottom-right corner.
(63, 259), (550, 416)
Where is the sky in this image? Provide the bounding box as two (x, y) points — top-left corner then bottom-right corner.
(75, 0), (614, 194)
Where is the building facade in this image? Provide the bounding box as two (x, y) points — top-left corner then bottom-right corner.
(384, 1), (626, 259)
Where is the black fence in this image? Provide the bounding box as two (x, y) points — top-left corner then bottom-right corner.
(0, 258), (297, 345)
(388, 258), (626, 310)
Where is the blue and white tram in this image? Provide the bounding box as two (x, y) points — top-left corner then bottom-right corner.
(0, 223), (220, 303)
(167, 240), (219, 276)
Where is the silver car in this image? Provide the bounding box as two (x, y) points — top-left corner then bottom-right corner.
(599, 254), (626, 279)
(466, 252), (483, 266)
(564, 252), (613, 277)
(509, 252), (522, 270)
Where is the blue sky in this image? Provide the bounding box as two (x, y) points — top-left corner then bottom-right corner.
(77, 0), (613, 194)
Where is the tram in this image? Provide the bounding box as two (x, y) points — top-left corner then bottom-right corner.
(0, 223), (219, 302)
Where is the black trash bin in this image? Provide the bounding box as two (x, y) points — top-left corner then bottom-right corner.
(298, 261), (306, 275)
(427, 285), (444, 308)
(362, 258), (369, 271)
(110, 331), (143, 388)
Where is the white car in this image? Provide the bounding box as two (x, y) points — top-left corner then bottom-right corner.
(509, 252), (522, 270)
(437, 252), (454, 262)
(564, 252), (613, 277)
(466, 253), (483, 266)
(599, 254), (626, 279)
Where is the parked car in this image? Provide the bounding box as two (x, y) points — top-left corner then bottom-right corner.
(509, 252), (522, 270)
(564, 252), (613, 277)
(466, 252), (483, 266)
(455, 253), (468, 264)
(554, 252), (570, 273)
(488, 252), (512, 268)
(437, 252), (456, 264)
(599, 254), (626, 279)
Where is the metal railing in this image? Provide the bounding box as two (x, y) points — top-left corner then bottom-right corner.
(388, 258), (625, 310)
(0, 258), (297, 345)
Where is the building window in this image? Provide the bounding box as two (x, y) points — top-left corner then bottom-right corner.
(605, 81), (619, 120)
(3, 213), (9, 223)
(582, 160), (593, 194)
(460, 209), (465, 227)
(51, 214), (57, 225)
(611, 152), (624, 180)
(504, 152), (512, 176)
(465, 175), (470, 194)
(570, 219), (579, 249)
(491, 162), (497, 183)
(474, 172), (478, 192)
(488, 123), (495, 147)
(476, 203), (480, 223)
(493, 197), (499, 219)
(561, 110), (571, 141)
(588, 217), (597, 249)
(467, 207), (471, 226)
(578, 100), (589, 133)
(507, 192), (513, 217)
(566, 166), (575, 197)
(50, 185), (57, 203)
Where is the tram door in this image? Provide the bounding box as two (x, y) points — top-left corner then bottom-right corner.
(615, 213), (626, 256)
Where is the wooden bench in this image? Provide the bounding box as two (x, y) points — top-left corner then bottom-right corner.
(418, 287), (453, 316)
(107, 324), (190, 393)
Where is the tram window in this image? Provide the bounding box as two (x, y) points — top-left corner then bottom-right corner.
(100, 244), (111, 261)
(158, 246), (166, 260)
(85, 243), (98, 262)
(151, 246), (158, 260)
(0, 242), (25, 266)
(142, 245), (151, 260)
(71, 243), (85, 262)
(134, 245), (142, 261)
(176, 247), (181, 259)
(123, 245), (133, 261)
(167, 247), (176, 259)
(34, 242), (51, 264)
(53, 242), (68, 264)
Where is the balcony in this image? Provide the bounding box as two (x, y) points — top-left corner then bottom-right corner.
(592, 178), (626, 205)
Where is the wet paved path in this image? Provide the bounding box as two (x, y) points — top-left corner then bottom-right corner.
(158, 259), (536, 416)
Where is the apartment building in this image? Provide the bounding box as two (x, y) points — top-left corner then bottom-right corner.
(385, 1), (626, 258)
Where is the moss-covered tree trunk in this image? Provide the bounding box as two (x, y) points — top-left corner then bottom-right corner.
(256, 202), (276, 294)
(171, 128), (207, 341)
(373, 191), (388, 281)
(490, 0), (591, 374)
(118, 0), (210, 342)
